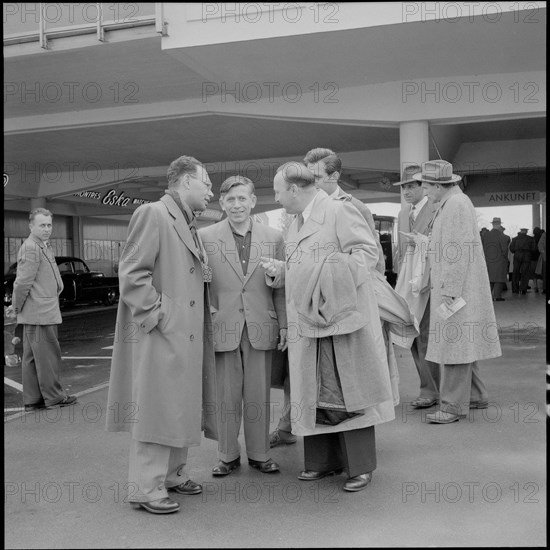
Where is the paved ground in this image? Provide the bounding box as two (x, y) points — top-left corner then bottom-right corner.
(4, 292), (547, 548)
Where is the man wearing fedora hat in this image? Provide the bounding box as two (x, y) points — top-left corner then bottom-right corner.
(394, 164), (440, 409)
(413, 160), (501, 424)
(481, 217), (511, 301)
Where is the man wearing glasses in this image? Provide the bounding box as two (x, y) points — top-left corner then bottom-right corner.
(107, 155), (218, 514)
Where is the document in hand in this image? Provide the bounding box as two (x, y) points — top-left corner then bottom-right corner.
(435, 297), (466, 320)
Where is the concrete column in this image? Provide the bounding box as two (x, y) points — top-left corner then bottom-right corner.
(30, 197), (47, 209)
(71, 216), (84, 258)
(399, 121), (429, 205)
(532, 203), (541, 228)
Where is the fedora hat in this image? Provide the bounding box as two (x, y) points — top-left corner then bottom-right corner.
(412, 160), (461, 184)
(393, 163), (422, 186)
(491, 217), (502, 224)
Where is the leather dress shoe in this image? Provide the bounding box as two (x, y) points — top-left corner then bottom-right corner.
(46, 395), (77, 409)
(212, 457), (241, 476)
(24, 402), (45, 412)
(248, 458), (280, 473)
(131, 497), (180, 514)
(426, 411), (460, 424)
(298, 469), (343, 481)
(469, 401), (489, 409)
(411, 397), (438, 408)
(169, 480), (202, 495)
(269, 428), (297, 448)
(343, 472), (372, 492)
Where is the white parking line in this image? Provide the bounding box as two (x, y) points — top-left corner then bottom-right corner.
(62, 356), (112, 360)
(4, 378), (23, 392)
(4, 381), (111, 421)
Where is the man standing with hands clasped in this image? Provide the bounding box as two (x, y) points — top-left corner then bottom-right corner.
(199, 175), (287, 476)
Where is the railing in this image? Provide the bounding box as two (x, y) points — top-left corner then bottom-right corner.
(3, 2), (165, 49)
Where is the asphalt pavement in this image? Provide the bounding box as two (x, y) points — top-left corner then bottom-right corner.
(4, 292), (547, 548)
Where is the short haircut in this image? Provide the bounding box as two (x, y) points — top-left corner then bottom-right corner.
(167, 156), (203, 188)
(29, 208), (52, 222)
(303, 147), (335, 165)
(219, 175), (255, 197)
(276, 162), (315, 189)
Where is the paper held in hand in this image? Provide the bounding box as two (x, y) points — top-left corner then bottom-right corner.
(436, 297), (466, 320)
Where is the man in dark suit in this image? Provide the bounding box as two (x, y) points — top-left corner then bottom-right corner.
(304, 148), (385, 274)
(481, 217), (510, 301)
(7, 208), (77, 412)
(199, 176), (287, 475)
(510, 228), (536, 294)
(394, 165), (440, 409)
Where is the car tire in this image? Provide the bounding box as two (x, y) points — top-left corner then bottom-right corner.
(103, 289), (117, 306)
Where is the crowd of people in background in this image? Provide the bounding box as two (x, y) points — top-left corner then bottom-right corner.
(480, 221), (546, 299)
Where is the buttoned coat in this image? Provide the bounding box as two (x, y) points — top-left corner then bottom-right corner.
(13, 234), (64, 325)
(481, 229), (510, 282)
(106, 194), (217, 447)
(270, 191), (395, 436)
(426, 187), (502, 364)
(198, 219), (287, 351)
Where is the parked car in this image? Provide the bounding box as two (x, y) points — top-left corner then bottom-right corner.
(373, 215), (398, 288)
(4, 256), (119, 308)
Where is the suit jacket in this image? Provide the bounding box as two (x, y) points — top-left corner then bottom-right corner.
(396, 199), (438, 273)
(510, 233), (535, 261)
(13, 234), (64, 325)
(199, 218), (287, 352)
(335, 186), (386, 274)
(106, 194), (217, 447)
(268, 190), (395, 436)
(481, 229), (510, 282)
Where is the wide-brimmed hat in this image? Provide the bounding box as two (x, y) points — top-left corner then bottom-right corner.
(491, 217), (502, 224)
(412, 160), (461, 184)
(393, 164), (422, 186)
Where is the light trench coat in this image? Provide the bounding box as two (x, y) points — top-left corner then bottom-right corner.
(269, 191), (396, 436)
(106, 195), (217, 447)
(426, 187), (502, 365)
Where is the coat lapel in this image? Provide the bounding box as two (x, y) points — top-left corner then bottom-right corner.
(243, 221), (269, 286)
(295, 193), (324, 244)
(286, 193), (325, 264)
(161, 195), (202, 263)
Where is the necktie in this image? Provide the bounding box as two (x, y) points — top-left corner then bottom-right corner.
(409, 206), (415, 229)
(297, 214), (304, 231)
(188, 219), (203, 261)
